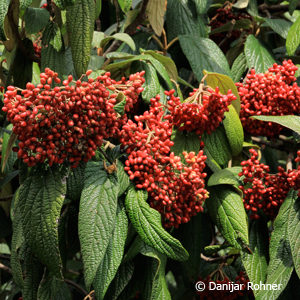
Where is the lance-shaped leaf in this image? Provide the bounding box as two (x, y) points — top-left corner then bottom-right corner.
(19, 167), (67, 277)
(125, 186), (189, 261)
(79, 161), (119, 288)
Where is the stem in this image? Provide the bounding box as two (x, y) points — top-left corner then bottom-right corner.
(151, 35), (164, 51)
(166, 37), (179, 50)
(0, 262), (12, 274)
(64, 279), (88, 296)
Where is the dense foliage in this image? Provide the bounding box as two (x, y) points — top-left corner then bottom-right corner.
(0, 0), (300, 299)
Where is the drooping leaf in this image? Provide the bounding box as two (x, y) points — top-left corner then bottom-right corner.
(93, 201), (128, 300)
(207, 166), (242, 196)
(286, 190), (300, 279)
(23, 247), (44, 300)
(241, 219), (269, 296)
(49, 25), (63, 52)
(104, 261), (135, 300)
(125, 186), (189, 261)
(244, 35), (275, 73)
(141, 61), (160, 103)
(286, 16), (300, 56)
(166, 0), (207, 40)
(38, 273), (72, 300)
(79, 161), (119, 288)
(66, 162), (85, 201)
(142, 50), (178, 81)
(252, 115), (300, 135)
(256, 190), (295, 300)
(203, 71), (240, 114)
(100, 33), (136, 51)
(24, 7), (50, 34)
(179, 35), (232, 81)
(19, 167), (67, 278)
(264, 18), (292, 39)
(202, 126), (232, 167)
(66, 0), (95, 77)
(146, 0), (166, 36)
(140, 245), (171, 300)
(231, 52), (248, 83)
(223, 105), (244, 155)
(206, 186), (249, 250)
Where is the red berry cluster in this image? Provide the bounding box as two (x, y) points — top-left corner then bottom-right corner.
(237, 60), (300, 137)
(120, 91), (208, 228)
(33, 42), (41, 60)
(209, 5), (252, 50)
(2, 68), (144, 168)
(166, 86), (236, 136)
(196, 271), (252, 300)
(239, 149), (299, 219)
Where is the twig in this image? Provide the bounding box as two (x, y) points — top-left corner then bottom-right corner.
(64, 279), (87, 296)
(200, 253), (236, 263)
(259, 3), (300, 13)
(99, 148), (114, 164)
(0, 262), (12, 274)
(113, 0), (121, 33)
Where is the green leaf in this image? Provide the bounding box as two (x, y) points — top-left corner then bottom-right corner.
(286, 190), (300, 279)
(264, 18), (292, 39)
(49, 25), (63, 52)
(241, 219), (269, 296)
(203, 71), (240, 114)
(141, 61), (161, 103)
(141, 246), (171, 300)
(19, 167), (67, 277)
(244, 35), (275, 73)
(93, 201), (128, 300)
(202, 126), (232, 167)
(286, 16), (300, 56)
(79, 161), (119, 288)
(125, 186), (189, 261)
(24, 7), (50, 34)
(193, 0), (209, 14)
(166, 0), (207, 40)
(0, 0), (10, 41)
(117, 160), (130, 196)
(88, 55), (105, 70)
(53, 0), (76, 9)
(66, 0), (95, 77)
(179, 35), (232, 81)
(142, 50), (178, 81)
(231, 52), (247, 83)
(38, 274), (72, 300)
(118, 0), (132, 13)
(95, 0), (101, 19)
(102, 33), (136, 51)
(207, 167), (242, 195)
(289, 0), (299, 15)
(41, 22), (74, 79)
(206, 186), (249, 250)
(10, 195), (24, 288)
(223, 105), (244, 155)
(23, 248), (44, 300)
(171, 130), (200, 161)
(20, 0), (33, 10)
(104, 261), (135, 300)
(146, 0), (166, 36)
(1, 124), (17, 174)
(66, 162), (85, 201)
(32, 62), (40, 85)
(252, 115), (300, 135)
(256, 190), (295, 300)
